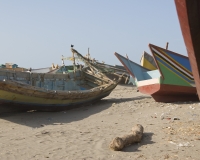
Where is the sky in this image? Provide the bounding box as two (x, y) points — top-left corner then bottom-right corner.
(0, 0), (186, 69)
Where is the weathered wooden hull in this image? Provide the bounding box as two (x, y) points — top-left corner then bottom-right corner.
(140, 51), (157, 70)
(0, 81), (114, 111)
(175, 0), (200, 100)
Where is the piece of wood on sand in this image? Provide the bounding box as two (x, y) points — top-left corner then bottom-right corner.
(109, 124), (144, 151)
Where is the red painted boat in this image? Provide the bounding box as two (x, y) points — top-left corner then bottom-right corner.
(174, 0), (200, 100)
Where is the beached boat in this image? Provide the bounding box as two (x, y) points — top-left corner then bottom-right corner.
(140, 51), (157, 70)
(83, 50), (130, 84)
(115, 44), (198, 102)
(174, 0), (200, 100)
(31, 51), (130, 84)
(0, 47), (121, 111)
(93, 62), (130, 84)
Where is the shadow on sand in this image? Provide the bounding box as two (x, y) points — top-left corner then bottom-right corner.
(0, 96), (151, 128)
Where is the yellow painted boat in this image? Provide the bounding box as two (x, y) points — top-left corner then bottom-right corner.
(140, 51), (157, 70)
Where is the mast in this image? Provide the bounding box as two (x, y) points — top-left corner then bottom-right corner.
(71, 45), (76, 73)
(166, 42), (169, 50)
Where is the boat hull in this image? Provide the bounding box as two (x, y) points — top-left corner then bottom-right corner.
(175, 0), (200, 100)
(0, 91), (111, 112)
(138, 83), (198, 102)
(0, 80), (116, 111)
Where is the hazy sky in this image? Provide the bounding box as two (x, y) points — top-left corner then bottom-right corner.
(0, 0), (186, 68)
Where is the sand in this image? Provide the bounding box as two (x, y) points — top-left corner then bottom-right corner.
(0, 85), (200, 160)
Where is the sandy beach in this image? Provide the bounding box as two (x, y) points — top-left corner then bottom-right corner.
(0, 85), (200, 160)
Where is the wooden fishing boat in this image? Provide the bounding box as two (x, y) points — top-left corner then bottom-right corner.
(93, 62), (130, 84)
(140, 51), (157, 70)
(26, 52), (129, 84)
(115, 44), (198, 102)
(83, 49), (130, 84)
(0, 46), (121, 111)
(174, 0), (200, 100)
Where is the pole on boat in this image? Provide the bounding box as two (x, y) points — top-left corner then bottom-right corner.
(87, 48), (90, 60)
(166, 42), (169, 50)
(71, 44), (76, 73)
(61, 55), (65, 66)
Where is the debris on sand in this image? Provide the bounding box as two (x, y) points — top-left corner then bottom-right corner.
(109, 124), (144, 151)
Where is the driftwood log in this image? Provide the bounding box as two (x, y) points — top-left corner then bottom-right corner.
(109, 124), (144, 151)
